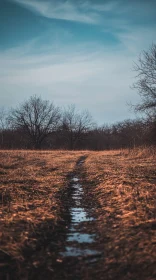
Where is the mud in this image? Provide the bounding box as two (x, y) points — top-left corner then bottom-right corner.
(60, 174), (100, 259)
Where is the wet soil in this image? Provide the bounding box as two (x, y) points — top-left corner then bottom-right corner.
(47, 156), (103, 280)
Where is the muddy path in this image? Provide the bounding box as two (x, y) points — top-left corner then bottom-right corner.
(50, 156), (103, 280)
(52, 156), (103, 279)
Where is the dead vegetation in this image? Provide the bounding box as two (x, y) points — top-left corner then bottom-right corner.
(0, 147), (155, 279)
(0, 150), (86, 279)
(82, 146), (156, 279)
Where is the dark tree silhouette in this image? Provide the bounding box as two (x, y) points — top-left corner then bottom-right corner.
(9, 96), (61, 149)
(0, 107), (8, 147)
(133, 44), (156, 116)
(62, 105), (94, 149)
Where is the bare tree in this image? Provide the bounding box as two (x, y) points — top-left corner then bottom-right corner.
(0, 107), (8, 147)
(9, 96), (61, 149)
(62, 105), (94, 149)
(132, 44), (156, 116)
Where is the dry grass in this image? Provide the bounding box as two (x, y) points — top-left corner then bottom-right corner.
(0, 147), (155, 279)
(0, 150), (86, 277)
(83, 147), (156, 279)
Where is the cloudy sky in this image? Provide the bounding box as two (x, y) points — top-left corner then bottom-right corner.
(0, 0), (156, 124)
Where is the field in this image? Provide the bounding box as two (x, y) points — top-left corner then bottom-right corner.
(0, 148), (156, 279)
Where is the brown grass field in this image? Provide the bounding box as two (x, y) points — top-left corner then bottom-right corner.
(0, 147), (156, 279)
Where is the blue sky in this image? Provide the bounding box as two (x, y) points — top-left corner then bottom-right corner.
(0, 0), (156, 124)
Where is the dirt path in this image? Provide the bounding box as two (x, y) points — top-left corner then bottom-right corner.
(51, 156), (104, 279)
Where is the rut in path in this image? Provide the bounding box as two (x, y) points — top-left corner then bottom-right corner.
(53, 156), (102, 280)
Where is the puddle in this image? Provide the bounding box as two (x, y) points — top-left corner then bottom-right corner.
(67, 233), (96, 243)
(63, 247), (100, 257)
(71, 207), (94, 223)
(60, 174), (101, 260)
(72, 177), (79, 182)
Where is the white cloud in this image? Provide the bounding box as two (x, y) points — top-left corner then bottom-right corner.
(10, 0), (125, 25)
(90, 1), (118, 12)
(0, 40), (140, 123)
(117, 27), (156, 54)
(12, 0), (101, 24)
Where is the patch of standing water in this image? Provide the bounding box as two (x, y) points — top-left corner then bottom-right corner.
(63, 247), (99, 257)
(71, 207), (94, 223)
(60, 176), (100, 259)
(67, 233), (96, 243)
(72, 177), (79, 182)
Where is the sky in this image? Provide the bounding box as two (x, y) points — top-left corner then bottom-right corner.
(0, 0), (156, 125)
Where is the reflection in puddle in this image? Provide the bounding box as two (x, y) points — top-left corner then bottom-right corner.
(72, 177), (79, 182)
(62, 247), (99, 257)
(67, 233), (96, 243)
(60, 175), (100, 259)
(71, 207), (94, 223)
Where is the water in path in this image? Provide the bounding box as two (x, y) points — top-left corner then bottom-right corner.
(60, 175), (101, 259)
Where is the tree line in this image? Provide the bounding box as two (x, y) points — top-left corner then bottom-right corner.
(0, 44), (155, 150)
(0, 97), (155, 150)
